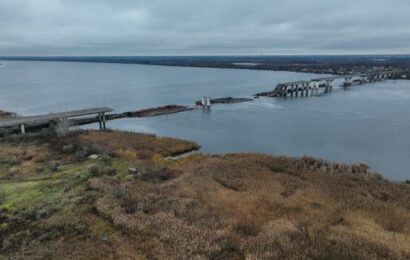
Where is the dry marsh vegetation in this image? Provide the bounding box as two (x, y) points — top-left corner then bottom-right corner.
(77, 130), (200, 158)
(0, 130), (409, 259)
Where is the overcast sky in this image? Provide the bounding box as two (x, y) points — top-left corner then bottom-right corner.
(1, 0), (410, 56)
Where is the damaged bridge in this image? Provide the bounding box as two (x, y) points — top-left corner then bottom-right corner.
(270, 70), (403, 98)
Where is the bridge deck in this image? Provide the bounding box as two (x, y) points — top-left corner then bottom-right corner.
(311, 75), (345, 81)
(279, 80), (311, 86)
(0, 107), (113, 128)
(280, 70), (401, 86)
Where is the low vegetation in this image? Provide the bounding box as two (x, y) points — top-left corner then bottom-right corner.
(0, 130), (409, 259)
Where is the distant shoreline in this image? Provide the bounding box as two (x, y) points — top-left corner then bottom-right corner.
(1, 55), (410, 78)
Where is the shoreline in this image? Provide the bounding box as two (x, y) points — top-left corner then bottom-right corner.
(1, 57), (409, 79)
(0, 105), (408, 182)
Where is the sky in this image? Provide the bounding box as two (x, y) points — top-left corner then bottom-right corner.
(1, 0), (410, 56)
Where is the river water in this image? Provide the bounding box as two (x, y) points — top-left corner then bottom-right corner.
(0, 60), (409, 180)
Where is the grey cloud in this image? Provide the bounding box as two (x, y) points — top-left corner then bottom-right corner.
(0, 0), (409, 55)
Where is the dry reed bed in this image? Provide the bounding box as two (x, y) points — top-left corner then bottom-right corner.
(1, 130), (409, 259)
(90, 153), (410, 259)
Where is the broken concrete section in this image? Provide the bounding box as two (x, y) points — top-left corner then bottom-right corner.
(124, 105), (194, 117)
(195, 97), (253, 106)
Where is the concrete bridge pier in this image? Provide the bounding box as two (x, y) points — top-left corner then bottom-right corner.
(283, 86), (288, 98)
(302, 83), (309, 97)
(285, 86), (290, 98)
(324, 80), (333, 93)
(344, 76), (352, 87)
(309, 82), (320, 96)
(20, 124), (26, 134)
(97, 112), (107, 130)
(277, 86), (283, 97)
(302, 87), (308, 97)
(281, 86), (287, 97)
(375, 74), (383, 81)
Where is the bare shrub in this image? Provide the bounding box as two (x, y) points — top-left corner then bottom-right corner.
(47, 161), (59, 172)
(52, 118), (72, 137)
(374, 206), (409, 233)
(234, 218), (260, 237)
(88, 163), (104, 177)
(62, 144), (74, 153)
(136, 149), (154, 160)
(140, 168), (177, 182)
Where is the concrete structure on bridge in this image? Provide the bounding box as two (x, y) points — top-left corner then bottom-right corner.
(0, 107), (113, 135)
(273, 70), (402, 98)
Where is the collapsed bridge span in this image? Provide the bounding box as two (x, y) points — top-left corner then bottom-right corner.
(263, 70), (403, 98)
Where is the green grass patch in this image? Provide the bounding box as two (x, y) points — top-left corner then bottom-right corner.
(0, 161), (93, 218)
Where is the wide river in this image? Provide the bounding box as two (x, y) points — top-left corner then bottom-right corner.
(1, 61), (409, 180)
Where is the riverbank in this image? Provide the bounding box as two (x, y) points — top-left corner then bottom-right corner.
(2, 56), (410, 79)
(1, 130), (409, 259)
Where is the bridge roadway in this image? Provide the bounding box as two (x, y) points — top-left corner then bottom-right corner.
(0, 107), (113, 133)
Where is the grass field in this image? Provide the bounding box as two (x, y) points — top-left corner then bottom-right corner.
(0, 130), (409, 259)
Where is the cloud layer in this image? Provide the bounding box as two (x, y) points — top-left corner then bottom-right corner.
(1, 0), (410, 55)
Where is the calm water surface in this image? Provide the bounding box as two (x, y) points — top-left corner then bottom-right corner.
(1, 61), (409, 180)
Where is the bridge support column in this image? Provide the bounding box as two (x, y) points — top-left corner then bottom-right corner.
(98, 113), (103, 130)
(102, 112), (106, 130)
(344, 76), (352, 87)
(311, 82), (318, 96)
(324, 80), (330, 93)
